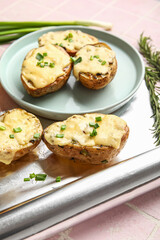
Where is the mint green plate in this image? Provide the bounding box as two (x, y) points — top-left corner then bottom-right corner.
(0, 26), (144, 120)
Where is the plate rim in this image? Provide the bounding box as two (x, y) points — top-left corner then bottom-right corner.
(0, 25), (145, 116)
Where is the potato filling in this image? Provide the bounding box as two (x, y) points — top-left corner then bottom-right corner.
(73, 45), (116, 80)
(39, 30), (98, 51)
(0, 109), (42, 164)
(21, 44), (71, 89)
(44, 113), (126, 149)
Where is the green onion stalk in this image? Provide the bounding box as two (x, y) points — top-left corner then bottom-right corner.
(0, 20), (112, 44)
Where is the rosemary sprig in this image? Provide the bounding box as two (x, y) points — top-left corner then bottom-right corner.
(139, 33), (160, 145)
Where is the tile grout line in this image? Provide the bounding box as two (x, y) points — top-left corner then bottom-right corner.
(39, 10), (72, 22)
(24, 0), (55, 12)
(0, 0), (23, 15)
(146, 222), (160, 240)
(126, 203), (160, 224)
(26, 0), (63, 18)
(144, 1), (160, 20)
(56, 228), (73, 240)
(89, 0), (118, 20)
(89, 0), (113, 8)
(37, 0), (72, 21)
(123, 1), (160, 35)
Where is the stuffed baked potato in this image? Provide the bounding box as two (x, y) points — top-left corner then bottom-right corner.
(43, 113), (129, 164)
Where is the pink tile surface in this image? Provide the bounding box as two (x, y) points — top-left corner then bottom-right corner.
(40, 10), (74, 21)
(152, 226), (160, 240)
(33, 0), (69, 9)
(49, 204), (156, 240)
(55, 0), (106, 19)
(92, 0), (114, 4)
(91, 6), (141, 35)
(125, 18), (160, 48)
(0, 85), (18, 111)
(0, 0), (51, 21)
(147, 3), (160, 22)
(0, 0), (17, 12)
(129, 187), (160, 220)
(112, 0), (158, 16)
(0, 0), (160, 239)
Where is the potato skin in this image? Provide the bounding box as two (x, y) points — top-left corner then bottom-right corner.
(0, 108), (43, 164)
(11, 137), (41, 162)
(43, 124), (129, 165)
(21, 45), (72, 97)
(74, 42), (117, 90)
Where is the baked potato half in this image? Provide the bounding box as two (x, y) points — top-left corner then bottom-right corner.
(21, 44), (72, 97)
(38, 30), (98, 56)
(73, 42), (117, 89)
(0, 108), (43, 165)
(43, 113), (129, 165)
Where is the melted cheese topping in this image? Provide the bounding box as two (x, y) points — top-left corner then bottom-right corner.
(0, 109), (42, 165)
(21, 44), (71, 89)
(73, 45), (116, 80)
(39, 30), (98, 51)
(45, 114), (126, 149)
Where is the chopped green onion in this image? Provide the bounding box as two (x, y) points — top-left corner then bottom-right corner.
(44, 61), (48, 66)
(55, 43), (58, 45)
(34, 133), (40, 139)
(36, 52), (44, 61)
(35, 173), (47, 181)
(70, 56), (75, 62)
(40, 63), (44, 68)
(101, 160), (108, 164)
(68, 38), (73, 42)
(24, 173), (47, 182)
(30, 173), (36, 179)
(94, 123), (100, 129)
(43, 52), (47, 56)
(61, 125), (66, 131)
(90, 56), (94, 61)
(98, 59), (102, 62)
(13, 127), (22, 133)
(56, 134), (64, 138)
(80, 149), (88, 156)
(90, 129), (97, 137)
(95, 116), (102, 122)
(89, 122), (99, 129)
(94, 55), (99, 59)
(101, 60), (106, 65)
(24, 178), (30, 182)
(49, 62), (55, 68)
(0, 125), (6, 130)
(9, 134), (14, 139)
(59, 43), (64, 47)
(74, 56), (82, 65)
(36, 61), (42, 66)
(56, 176), (61, 182)
(64, 32), (73, 41)
(68, 32), (73, 38)
(89, 122), (95, 127)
